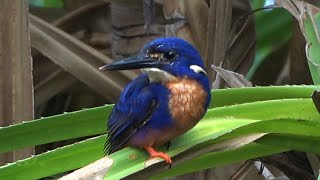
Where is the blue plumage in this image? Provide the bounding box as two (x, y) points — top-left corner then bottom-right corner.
(101, 38), (211, 164)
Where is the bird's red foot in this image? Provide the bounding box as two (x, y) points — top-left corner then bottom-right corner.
(144, 147), (172, 164)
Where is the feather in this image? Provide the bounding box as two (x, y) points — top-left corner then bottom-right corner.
(105, 74), (159, 154)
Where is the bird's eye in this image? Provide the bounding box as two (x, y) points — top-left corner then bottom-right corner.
(163, 51), (177, 62)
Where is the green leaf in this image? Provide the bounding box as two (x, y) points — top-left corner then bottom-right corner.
(303, 11), (320, 85)
(151, 143), (283, 179)
(1, 86), (320, 179)
(0, 118), (256, 180)
(209, 98), (319, 121)
(210, 85), (320, 108)
(2, 117), (319, 180)
(246, 8), (292, 79)
(106, 118), (260, 179)
(0, 136), (105, 180)
(1, 85), (318, 154)
(152, 120), (320, 179)
(0, 105), (112, 154)
(28, 0), (64, 8)
(257, 134), (320, 154)
(250, 0), (267, 9)
(130, 119), (320, 179)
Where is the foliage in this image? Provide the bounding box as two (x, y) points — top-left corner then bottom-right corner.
(246, 8), (292, 79)
(302, 7), (320, 84)
(0, 86), (320, 179)
(1, 0), (320, 179)
(28, 0), (64, 8)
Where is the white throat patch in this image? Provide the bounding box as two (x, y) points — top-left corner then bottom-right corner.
(141, 68), (176, 82)
(190, 65), (207, 75)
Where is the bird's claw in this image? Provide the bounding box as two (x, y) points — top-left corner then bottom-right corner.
(149, 152), (172, 164)
(145, 147), (172, 166)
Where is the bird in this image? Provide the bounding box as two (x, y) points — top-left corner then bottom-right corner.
(99, 37), (211, 164)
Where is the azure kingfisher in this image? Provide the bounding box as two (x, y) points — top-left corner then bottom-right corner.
(99, 37), (211, 164)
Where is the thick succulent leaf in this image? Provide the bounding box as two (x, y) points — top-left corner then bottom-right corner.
(2, 109), (319, 180)
(130, 119), (320, 179)
(1, 85), (319, 154)
(0, 90), (319, 179)
(2, 117), (320, 180)
(0, 118), (256, 179)
(0, 136), (105, 180)
(0, 105), (112, 154)
(210, 85), (320, 108)
(257, 134), (320, 154)
(208, 98), (319, 121)
(0, 86), (319, 179)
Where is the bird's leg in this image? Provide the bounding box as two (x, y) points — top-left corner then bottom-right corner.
(166, 141), (171, 150)
(144, 147), (172, 164)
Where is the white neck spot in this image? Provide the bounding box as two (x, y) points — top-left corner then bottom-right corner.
(141, 68), (176, 82)
(190, 65), (207, 75)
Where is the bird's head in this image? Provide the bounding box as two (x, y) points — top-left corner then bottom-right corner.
(100, 37), (208, 83)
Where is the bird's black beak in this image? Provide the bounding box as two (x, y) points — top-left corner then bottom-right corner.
(99, 55), (162, 70)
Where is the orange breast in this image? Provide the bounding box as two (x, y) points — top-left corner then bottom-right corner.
(165, 77), (208, 131)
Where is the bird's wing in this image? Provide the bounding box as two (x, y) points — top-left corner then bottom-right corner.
(105, 74), (158, 154)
